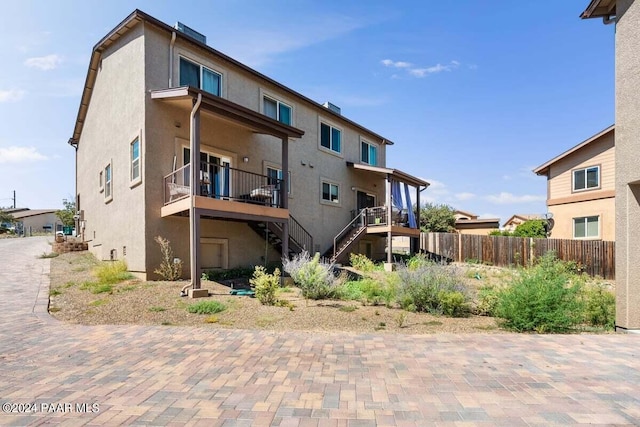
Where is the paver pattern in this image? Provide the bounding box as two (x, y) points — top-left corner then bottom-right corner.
(1, 237), (639, 426)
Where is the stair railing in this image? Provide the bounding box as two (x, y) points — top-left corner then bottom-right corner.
(333, 208), (367, 258)
(288, 215), (313, 252)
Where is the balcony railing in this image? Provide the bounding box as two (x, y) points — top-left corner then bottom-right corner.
(164, 162), (283, 208)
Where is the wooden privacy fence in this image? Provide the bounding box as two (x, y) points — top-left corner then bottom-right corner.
(420, 233), (615, 279)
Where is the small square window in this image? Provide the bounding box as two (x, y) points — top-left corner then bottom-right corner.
(573, 216), (599, 238)
(322, 181), (339, 203)
(179, 57), (221, 96)
(263, 96), (292, 125)
(573, 166), (599, 191)
(361, 140), (378, 166)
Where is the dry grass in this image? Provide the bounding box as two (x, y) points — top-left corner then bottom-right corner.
(48, 251), (504, 334)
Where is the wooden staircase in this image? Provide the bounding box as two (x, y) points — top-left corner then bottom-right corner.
(248, 215), (313, 259)
(324, 210), (367, 264)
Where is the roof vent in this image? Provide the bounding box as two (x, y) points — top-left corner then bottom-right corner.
(323, 102), (341, 115)
(174, 22), (207, 45)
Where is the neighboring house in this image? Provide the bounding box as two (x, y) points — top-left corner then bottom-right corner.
(11, 209), (60, 234)
(502, 214), (543, 232)
(453, 211), (500, 235)
(68, 10), (428, 291)
(581, 0), (640, 331)
(534, 125), (615, 241)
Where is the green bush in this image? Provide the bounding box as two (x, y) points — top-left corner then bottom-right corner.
(396, 263), (470, 316)
(187, 300), (227, 315)
(406, 253), (432, 270)
(283, 252), (341, 300)
(495, 253), (584, 333)
(95, 260), (133, 284)
(583, 283), (615, 329)
(475, 286), (500, 316)
(438, 290), (470, 317)
(349, 253), (376, 272)
(250, 266), (281, 306)
(337, 278), (397, 306)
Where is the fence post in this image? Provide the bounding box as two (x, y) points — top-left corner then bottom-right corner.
(458, 233), (462, 262)
(529, 238), (534, 266)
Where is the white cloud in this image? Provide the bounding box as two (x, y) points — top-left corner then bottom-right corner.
(485, 192), (545, 205)
(381, 59), (412, 68)
(408, 61), (460, 77)
(0, 89), (25, 102)
(455, 192), (476, 201)
(24, 54), (63, 70)
(0, 146), (47, 163)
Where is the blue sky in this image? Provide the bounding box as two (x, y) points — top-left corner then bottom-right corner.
(0, 1), (614, 224)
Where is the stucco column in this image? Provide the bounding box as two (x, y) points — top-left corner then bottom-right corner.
(281, 135), (289, 260)
(190, 100), (201, 290)
(386, 177), (392, 263)
(413, 185), (421, 254)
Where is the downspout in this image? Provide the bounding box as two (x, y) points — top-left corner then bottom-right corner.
(181, 93), (203, 296)
(169, 31), (176, 87)
(602, 15), (616, 25)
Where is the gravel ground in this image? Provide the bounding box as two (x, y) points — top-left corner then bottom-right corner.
(48, 251), (508, 334)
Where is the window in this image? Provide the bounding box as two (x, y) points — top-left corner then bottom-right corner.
(104, 164), (112, 201)
(574, 216), (599, 239)
(130, 138), (140, 182)
(266, 166), (291, 194)
(321, 181), (339, 204)
(320, 122), (341, 154)
(361, 140), (378, 166)
(573, 166), (599, 191)
(179, 57), (221, 96)
(263, 96), (292, 125)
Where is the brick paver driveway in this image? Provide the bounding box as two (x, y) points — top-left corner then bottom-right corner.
(1, 237), (639, 426)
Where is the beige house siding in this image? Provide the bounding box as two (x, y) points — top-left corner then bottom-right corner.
(14, 212), (59, 233)
(547, 197), (615, 240)
(76, 24), (147, 272)
(615, 0), (640, 329)
(547, 130), (615, 201)
(456, 227), (498, 236)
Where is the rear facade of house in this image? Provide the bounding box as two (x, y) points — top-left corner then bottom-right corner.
(71, 10), (425, 279)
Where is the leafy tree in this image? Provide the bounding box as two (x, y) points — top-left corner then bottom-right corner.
(0, 209), (15, 227)
(417, 203), (456, 232)
(513, 219), (547, 238)
(56, 200), (76, 227)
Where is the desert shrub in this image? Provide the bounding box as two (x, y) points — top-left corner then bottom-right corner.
(187, 300), (227, 315)
(495, 252), (584, 333)
(250, 266), (281, 306)
(349, 253), (376, 272)
(396, 263), (470, 316)
(283, 251), (341, 300)
(94, 260), (132, 284)
(154, 236), (182, 281)
(406, 253), (432, 270)
(582, 283), (615, 329)
(337, 278), (397, 306)
(438, 290), (470, 317)
(475, 286), (501, 316)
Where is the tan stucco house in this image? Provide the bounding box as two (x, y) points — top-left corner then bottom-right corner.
(581, 0), (640, 332)
(502, 214), (542, 232)
(534, 125), (615, 241)
(68, 10), (428, 292)
(453, 210), (500, 235)
(7, 209), (59, 234)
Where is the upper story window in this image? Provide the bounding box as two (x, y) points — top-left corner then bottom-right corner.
(266, 166), (291, 194)
(574, 215), (599, 239)
(130, 138), (140, 183)
(573, 166), (599, 192)
(263, 96), (292, 125)
(361, 140), (378, 166)
(321, 180), (339, 204)
(320, 122), (341, 154)
(179, 57), (221, 96)
(104, 163), (112, 201)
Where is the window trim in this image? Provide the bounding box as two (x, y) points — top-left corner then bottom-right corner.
(318, 118), (343, 157)
(130, 136), (142, 188)
(573, 215), (600, 239)
(360, 138), (379, 166)
(572, 165), (601, 193)
(104, 161), (113, 203)
(259, 89), (294, 126)
(99, 170), (104, 193)
(178, 55), (224, 97)
(320, 178), (341, 206)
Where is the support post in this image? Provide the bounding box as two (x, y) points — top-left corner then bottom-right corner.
(189, 97), (203, 293)
(386, 177), (392, 264)
(281, 136), (289, 261)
